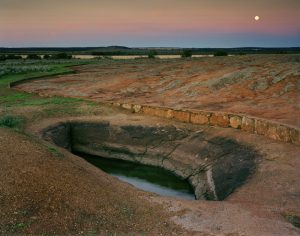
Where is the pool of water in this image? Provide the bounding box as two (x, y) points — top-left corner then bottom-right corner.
(77, 153), (195, 200)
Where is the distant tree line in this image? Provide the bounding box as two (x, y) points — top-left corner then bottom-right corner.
(181, 50), (192, 58)
(147, 50), (157, 59)
(92, 51), (147, 56)
(49, 53), (72, 59)
(213, 51), (228, 57)
(0, 54), (22, 61)
(0, 53), (72, 61)
(26, 54), (42, 60)
(1, 46), (299, 56)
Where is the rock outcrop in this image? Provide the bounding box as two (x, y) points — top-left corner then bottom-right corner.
(43, 120), (258, 200)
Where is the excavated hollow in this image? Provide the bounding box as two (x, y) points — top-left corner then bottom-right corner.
(42, 121), (259, 200)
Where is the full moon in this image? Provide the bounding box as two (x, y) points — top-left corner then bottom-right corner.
(255, 16), (260, 21)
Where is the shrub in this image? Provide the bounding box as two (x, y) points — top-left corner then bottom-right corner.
(103, 56), (113, 60)
(52, 53), (72, 59)
(214, 51), (228, 57)
(0, 114), (23, 128)
(47, 145), (63, 157)
(0, 55), (6, 61)
(0, 64), (51, 76)
(147, 50), (157, 59)
(43, 54), (51, 59)
(283, 213), (300, 229)
(181, 50), (192, 58)
(5, 54), (22, 60)
(26, 54), (41, 60)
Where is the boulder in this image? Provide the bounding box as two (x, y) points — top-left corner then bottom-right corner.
(241, 117), (255, 133)
(229, 115), (242, 129)
(210, 113), (230, 127)
(190, 111), (211, 125)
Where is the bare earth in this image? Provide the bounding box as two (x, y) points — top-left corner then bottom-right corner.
(0, 125), (181, 235)
(15, 55), (300, 127)
(1, 112), (300, 235)
(1, 55), (300, 235)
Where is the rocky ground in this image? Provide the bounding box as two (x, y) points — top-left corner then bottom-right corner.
(15, 55), (300, 127)
(0, 125), (182, 235)
(1, 55), (299, 235)
(1, 111), (299, 235)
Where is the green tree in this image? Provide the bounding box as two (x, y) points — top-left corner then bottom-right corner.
(214, 51), (228, 57)
(147, 50), (157, 59)
(52, 53), (72, 59)
(6, 54), (22, 60)
(181, 50), (192, 58)
(26, 54), (41, 60)
(43, 54), (51, 59)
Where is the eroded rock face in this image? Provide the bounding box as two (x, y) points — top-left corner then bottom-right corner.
(43, 121), (258, 200)
(15, 55), (300, 128)
(229, 116), (242, 129)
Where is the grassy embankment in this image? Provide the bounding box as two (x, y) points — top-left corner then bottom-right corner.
(0, 60), (106, 130)
(0, 60), (107, 157)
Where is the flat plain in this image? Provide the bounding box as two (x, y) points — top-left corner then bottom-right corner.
(16, 54), (300, 127)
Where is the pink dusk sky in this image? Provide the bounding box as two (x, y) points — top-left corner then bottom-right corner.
(0, 0), (299, 47)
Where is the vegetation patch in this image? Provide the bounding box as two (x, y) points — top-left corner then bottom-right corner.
(181, 50), (192, 58)
(214, 51), (228, 56)
(0, 114), (23, 129)
(283, 213), (300, 229)
(19, 96), (83, 106)
(26, 54), (42, 60)
(50, 53), (72, 60)
(147, 50), (158, 59)
(0, 92), (32, 104)
(47, 145), (64, 157)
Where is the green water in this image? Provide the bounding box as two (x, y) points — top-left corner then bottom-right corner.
(77, 153), (195, 200)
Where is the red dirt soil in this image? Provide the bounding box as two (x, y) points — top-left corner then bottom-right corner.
(3, 55), (300, 235)
(0, 127), (182, 235)
(15, 55), (300, 127)
(2, 113), (299, 235)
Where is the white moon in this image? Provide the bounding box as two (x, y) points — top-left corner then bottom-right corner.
(255, 16), (260, 21)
